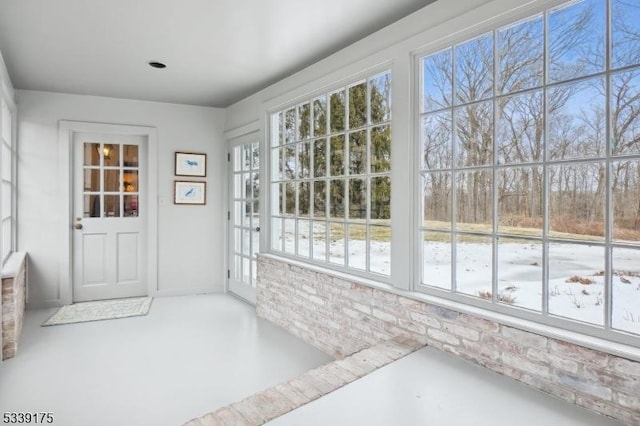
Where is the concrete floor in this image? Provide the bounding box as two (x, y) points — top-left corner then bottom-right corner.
(269, 346), (623, 426)
(0, 294), (332, 426)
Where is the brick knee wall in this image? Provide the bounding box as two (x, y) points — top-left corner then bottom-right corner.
(256, 255), (640, 425)
(2, 254), (27, 360)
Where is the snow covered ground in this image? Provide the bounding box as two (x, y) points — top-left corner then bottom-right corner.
(272, 230), (640, 335)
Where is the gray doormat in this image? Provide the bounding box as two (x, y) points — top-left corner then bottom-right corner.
(42, 297), (152, 326)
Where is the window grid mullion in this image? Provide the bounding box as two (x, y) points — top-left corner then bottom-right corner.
(604, 0), (613, 332)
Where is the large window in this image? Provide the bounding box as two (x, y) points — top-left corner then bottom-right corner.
(419, 0), (640, 339)
(270, 71), (392, 276)
(0, 97), (14, 265)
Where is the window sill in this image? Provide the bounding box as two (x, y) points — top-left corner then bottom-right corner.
(2, 251), (27, 279)
(260, 252), (640, 363)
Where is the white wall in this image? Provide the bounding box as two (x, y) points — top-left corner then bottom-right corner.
(17, 90), (226, 307)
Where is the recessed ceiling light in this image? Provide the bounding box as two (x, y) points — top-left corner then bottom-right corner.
(148, 61), (166, 69)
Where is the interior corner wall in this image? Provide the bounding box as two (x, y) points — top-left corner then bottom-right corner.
(16, 90), (226, 307)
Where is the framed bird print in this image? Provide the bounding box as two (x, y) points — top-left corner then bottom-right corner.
(175, 152), (207, 177)
(174, 181), (206, 205)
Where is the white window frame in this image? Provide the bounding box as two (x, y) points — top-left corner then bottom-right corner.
(268, 68), (393, 281)
(415, 0), (640, 347)
(0, 88), (16, 267)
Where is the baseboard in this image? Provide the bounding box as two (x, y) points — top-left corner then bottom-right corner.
(27, 299), (62, 309)
(154, 287), (223, 297)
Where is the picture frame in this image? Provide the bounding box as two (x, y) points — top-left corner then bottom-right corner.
(174, 181), (206, 205)
(175, 152), (207, 177)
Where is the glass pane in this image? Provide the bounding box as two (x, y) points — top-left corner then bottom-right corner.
(84, 169), (100, 192)
(611, 69), (640, 156)
(234, 228), (242, 254)
(299, 141), (311, 178)
(371, 125), (391, 173)
(455, 33), (493, 104)
(329, 90), (346, 133)
(285, 108), (296, 144)
(370, 176), (391, 221)
(297, 219), (311, 257)
(84, 194), (101, 218)
(329, 179), (345, 219)
(612, 160), (640, 242)
(612, 247), (640, 335)
(329, 135), (345, 176)
(251, 172), (259, 200)
(456, 170), (493, 232)
(313, 96), (327, 136)
(497, 238), (542, 311)
(251, 261), (257, 288)
(243, 173), (253, 199)
(242, 144), (252, 171)
(123, 195), (139, 217)
(456, 235), (493, 297)
(348, 224), (366, 270)
(234, 145), (242, 171)
(423, 172), (452, 230)
(252, 143), (260, 169)
(84, 143), (100, 166)
(548, 162), (605, 241)
(271, 148), (282, 181)
(273, 112), (283, 147)
(104, 170), (120, 192)
(349, 178), (367, 220)
(284, 218), (296, 254)
(422, 111), (452, 170)
(123, 145), (139, 167)
(271, 217), (283, 251)
(252, 225), (260, 258)
(243, 257), (251, 285)
(234, 201), (248, 227)
(497, 167), (543, 236)
(123, 171), (138, 193)
(103, 144), (119, 167)
(548, 78), (605, 160)
(349, 81), (367, 128)
(242, 229), (251, 256)
(611, 0), (640, 69)
(369, 225), (391, 275)
(455, 101), (493, 167)
(313, 139), (326, 177)
(313, 181), (326, 218)
(329, 222), (345, 265)
(548, 0), (605, 82)
(272, 183), (283, 215)
(298, 103), (311, 140)
(422, 231), (452, 289)
(103, 194), (120, 218)
(422, 48), (453, 112)
(548, 243), (604, 326)
(348, 130), (366, 175)
(370, 71), (391, 124)
(312, 221), (327, 261)
(285, 182), (295, 215)
(298, 182), (310, 217)
(498, 15), (543, 94)
(1, 144), (10, 181)
(497, 90), (544, 164)
(234, 255), (242, 280)
(234, 173), (243, 199)
(1, 100), (10, 143)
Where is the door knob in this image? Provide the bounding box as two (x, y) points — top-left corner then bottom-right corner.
(255, 226), (260, 232)
(74, 223), (83, 230)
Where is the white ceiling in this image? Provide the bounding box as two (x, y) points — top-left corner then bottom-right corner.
(0, 0), (436, 107)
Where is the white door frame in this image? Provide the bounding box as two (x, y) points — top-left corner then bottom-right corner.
(58, 121), (158, 305)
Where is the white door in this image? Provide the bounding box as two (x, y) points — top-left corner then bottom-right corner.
(228, 141), (260, 303)
(72, 132), (147, 302)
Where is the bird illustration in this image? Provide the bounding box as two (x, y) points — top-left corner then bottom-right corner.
(186, 160), (199, 168)
(620, 276), (632, 284)
(185, 188), (194, 197)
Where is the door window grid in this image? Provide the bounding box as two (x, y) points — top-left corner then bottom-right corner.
(83, 143), (140, 218)
(418, 0), (640, 340)
(232, 143), (260, 287)
(270, 70), (392, 277)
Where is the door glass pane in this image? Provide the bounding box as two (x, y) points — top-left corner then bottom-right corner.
(104, 170), (121, 192)
(123, 145), (139, 167)
(84, 143), (100, 166)
(123, 195), (139, 217)
(103, 144), (119, 167)
(104, 195), (120, 217)
(84, 195), (101, 218)
(242, 229), (251, 255)
(84, 169), (100, 191)
(123, 171), (138, 193)
(243, 257), (251, 284)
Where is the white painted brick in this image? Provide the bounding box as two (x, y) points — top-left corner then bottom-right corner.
(502, 353), (550, 379)
(372, 309), (396, 324)
(409, 311), (441, 329)
(527, 348), (579, 374)
(427, 328), (460, 346)
(501, 326), (547, 348)
(443, 322), (480, 341)
(610, 357), (640, 379)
